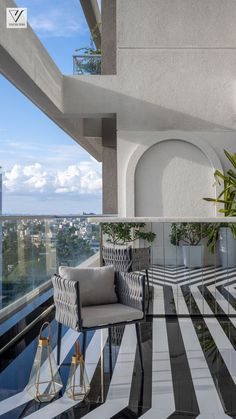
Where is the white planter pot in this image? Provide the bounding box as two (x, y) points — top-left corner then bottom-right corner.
(182, 245), (204, 268)
(219, 227), (236, 268)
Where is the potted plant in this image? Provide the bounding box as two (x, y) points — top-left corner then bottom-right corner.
(102, 222), (156, 272)
(73, 23), (101, 75)
(203, 149), (236, 267)
(170, 223), (210, 268)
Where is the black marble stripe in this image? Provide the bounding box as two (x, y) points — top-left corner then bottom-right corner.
(167, 412), (199, 418)
(11, 330), (99, 419)
(148, 275), (176, 285)
(182, 284), (236, 417)
(53, 326), (126, 419)
(176, 268), (236, 285)
(198, 284), (236, 354)
(217, 284), (236, 310)
(164, 288), (200, 417)
(150, 270), (236, 288)
(163, 285), (177, 315)
(150, 266), (217, 282)
(111, 321), (153, 419)
(0, 317), (69, 416)
(0, 308), (55, 374)
(0, 296), (54, 351)
(198, 284), (225, 315)
(199, 272), (236, 289)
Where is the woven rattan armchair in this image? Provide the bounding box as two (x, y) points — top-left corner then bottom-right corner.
(102, 246), (151, 296)
(52, 268), (146, 373)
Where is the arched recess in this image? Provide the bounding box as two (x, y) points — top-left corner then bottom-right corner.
(125, 137), (223, 216)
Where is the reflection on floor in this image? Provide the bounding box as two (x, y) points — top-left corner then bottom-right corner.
(1, 265), (236, 418)
(149, 265), (236, 316)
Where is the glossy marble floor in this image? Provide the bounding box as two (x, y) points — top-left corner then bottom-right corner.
(1, 266), (236, 419)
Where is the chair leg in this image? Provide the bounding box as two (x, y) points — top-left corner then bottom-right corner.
(146, 269), (150, 313)
(146, 269), (150, 296)
(108, 327), (113, 378)
(135, 323), (144, 374)
(57, 322), (62, 366)
(82, 331), (87, 361)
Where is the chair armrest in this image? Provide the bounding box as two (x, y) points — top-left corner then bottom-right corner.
(115, 272), (145, 313)
(52, 274), (82, 330)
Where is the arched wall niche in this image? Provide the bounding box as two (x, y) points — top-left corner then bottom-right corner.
(125, 137), (222, 217)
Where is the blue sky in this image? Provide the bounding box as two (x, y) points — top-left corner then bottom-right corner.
(0, 0), (102, 215)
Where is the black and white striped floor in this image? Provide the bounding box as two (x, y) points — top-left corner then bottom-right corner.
(1, 265), (236, 418)
(149, 265), (236, 316)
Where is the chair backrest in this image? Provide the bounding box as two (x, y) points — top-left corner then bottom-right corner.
(102, 246), (150, 272)
(52, 274), (81, 330)
(102, 246), (132, 272)
(58, 265), (118, 307)
(115, 271), (146, 313)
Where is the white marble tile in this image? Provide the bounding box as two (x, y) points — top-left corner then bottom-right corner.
(179, 317), (228, 416)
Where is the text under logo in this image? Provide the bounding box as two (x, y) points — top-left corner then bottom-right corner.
(6, 8), (27, 28)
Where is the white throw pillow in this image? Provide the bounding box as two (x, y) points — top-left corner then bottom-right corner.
(58, 265), (117, 307)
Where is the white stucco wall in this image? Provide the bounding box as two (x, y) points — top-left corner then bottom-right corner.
(62, 0), (236, 216)
(117, 131), (235, 216)
(115, 0), (236, 217)
(135, 140), (215, 217)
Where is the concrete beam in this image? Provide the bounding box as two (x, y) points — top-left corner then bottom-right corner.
(0, 0), (103, 160)
(0, 0), (63, 113)
(80, 0), (101, 49)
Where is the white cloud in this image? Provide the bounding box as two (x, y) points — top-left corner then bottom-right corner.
(4, 164), (22, 191)
(4, 163), (48, 193)
(54, 162), (102, 194)
(23, 163), (47, 189)
(3, 161), (102, 196)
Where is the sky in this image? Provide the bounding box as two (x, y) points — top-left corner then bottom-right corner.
(0, 0), (102, 215)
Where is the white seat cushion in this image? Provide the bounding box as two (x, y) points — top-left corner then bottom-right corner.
(82, 303), (143, 328)
(59, 265), (117, 306)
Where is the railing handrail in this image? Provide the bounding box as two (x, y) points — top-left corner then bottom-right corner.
(89, 216), (236, 223)
(0, 214), (114, 221)
(73, 54), (101, 58)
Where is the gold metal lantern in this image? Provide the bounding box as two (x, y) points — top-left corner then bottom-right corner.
(27, 322), (63, 402)
(66, 340), (90, 401)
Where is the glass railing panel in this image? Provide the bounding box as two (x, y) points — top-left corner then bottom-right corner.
(100, 220), (236, 316)
(0, 216), (100, 311)
(218, 223), (236, 316)
(73, 54), (101, 75)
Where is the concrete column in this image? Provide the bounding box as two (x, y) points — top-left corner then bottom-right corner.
(101, 0), (116, 74)
(102, 118), (117, 214)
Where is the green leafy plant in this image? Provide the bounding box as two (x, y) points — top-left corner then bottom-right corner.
(102, 223), (156, 246)
(170, 223), (211, 246)
(203, 149), (236, 216)
(74, 47), (101, 75)
(203, 149), (236, 251)
(204, 221), (236, 253)
(74, 23), (101, 75)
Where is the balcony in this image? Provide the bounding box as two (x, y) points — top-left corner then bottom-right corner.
(1, 218), (236, 418)
(73, 54), (101, 75)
